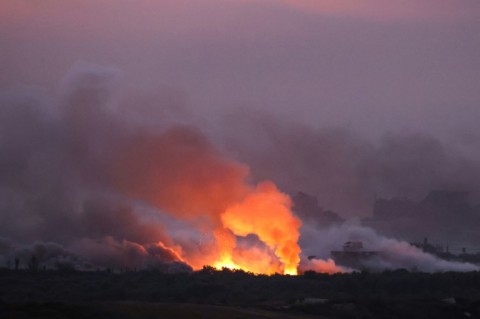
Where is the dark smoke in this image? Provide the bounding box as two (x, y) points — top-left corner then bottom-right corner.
(219, 110), (480, 246)
(0, 63), (201, 271)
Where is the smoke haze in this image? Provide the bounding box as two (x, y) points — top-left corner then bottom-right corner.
(1, 0), (480, 273)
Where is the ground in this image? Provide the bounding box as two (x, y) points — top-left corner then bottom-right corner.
(1, 268), (480, 318)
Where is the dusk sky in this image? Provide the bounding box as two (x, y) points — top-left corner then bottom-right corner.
(1, 0), (480, 140)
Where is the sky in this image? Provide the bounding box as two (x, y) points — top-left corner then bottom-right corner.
(1, 0), (480, 140)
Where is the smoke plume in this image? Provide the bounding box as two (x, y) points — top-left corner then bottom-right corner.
(300, 223), (478, 273)
(0, 64), (304, 274)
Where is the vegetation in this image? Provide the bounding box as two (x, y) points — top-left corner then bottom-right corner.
(1, 268), (480, 318)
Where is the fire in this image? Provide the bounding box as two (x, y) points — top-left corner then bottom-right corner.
(220, 182), (302, 275)
(115, 128), (303, 275)
(213, 255), (240, 271)
(195, 182), (302, 275)
(211, 229), (239, 271)
(186, 182), (303, 275)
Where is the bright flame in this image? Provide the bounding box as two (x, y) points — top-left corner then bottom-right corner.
(213, 254), (240, 271)
(221, 182), (302, 274)
(214, 181), (302, 275)
(284, 267), (298, 276)
(179, 182), (303, 275)
(211, 229), (240, 271)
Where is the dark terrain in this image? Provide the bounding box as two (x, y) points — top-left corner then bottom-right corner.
(1, 267), (480, 318)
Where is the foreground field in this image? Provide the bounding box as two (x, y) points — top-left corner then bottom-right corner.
(1, 268), (480, 318)
(0, 301), (323, 319)
(2, 299), (479, 319)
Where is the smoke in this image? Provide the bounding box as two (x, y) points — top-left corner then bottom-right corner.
(0, 63), (196, 271)
(220, 111), (480, 221)
(113, 126), (250, 224)
(217, 112), (480, 253)
(0, 239), (91, 271)
(0, 63), (306, 274)
(0, 63), (478, 274)
(70, 237), (190, 272)
(0, 237), (191, 273)
(300, 223), (478, 273)
(301, 258), (352, 275)
(0, 0), (479, 275)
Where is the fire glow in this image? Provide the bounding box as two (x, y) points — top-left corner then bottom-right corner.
(115, 128), (306, 275)
(163, 182), (302, 275)
(220, 182), (301, 275)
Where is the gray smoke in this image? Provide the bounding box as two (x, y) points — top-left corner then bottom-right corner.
(0, 63), (197, 271)
(0, 239), (91, 271)
(300, 223), (478, 272)
(220, 111), (480, 216)
(1, 63), (479, 273)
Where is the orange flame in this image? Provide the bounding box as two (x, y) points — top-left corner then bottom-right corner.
(214, 181), (302, 275)
(179, 182), (302, 275)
